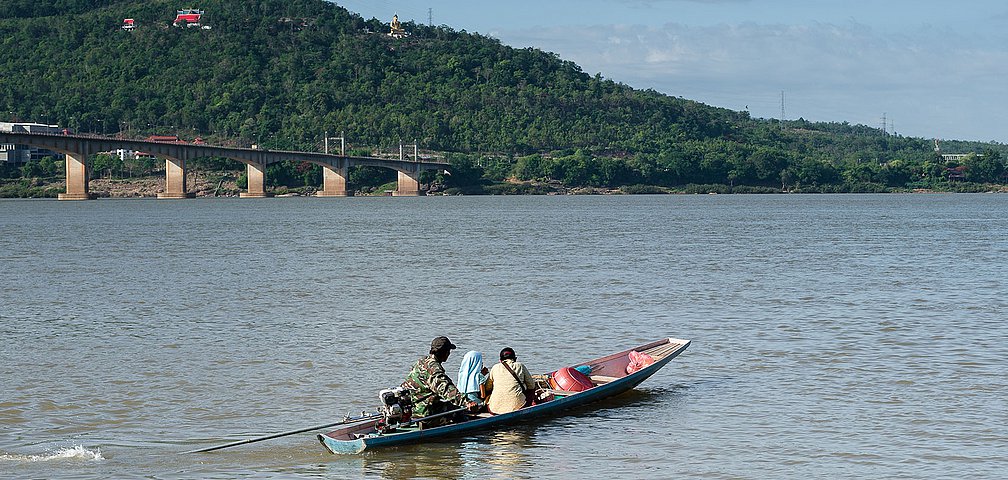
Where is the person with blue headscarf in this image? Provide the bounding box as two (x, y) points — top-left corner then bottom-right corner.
(457, 350), (489, 404)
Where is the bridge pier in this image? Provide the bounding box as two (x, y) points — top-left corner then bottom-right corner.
(157, 158), (196, 199)
(392, 170), (422, 196)
(58, 152), (93, 200)
(240, 163), (272, 198)
(318, 163), (349, 197)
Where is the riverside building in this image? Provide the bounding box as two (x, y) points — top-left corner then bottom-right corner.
(0, 122), (63, 164)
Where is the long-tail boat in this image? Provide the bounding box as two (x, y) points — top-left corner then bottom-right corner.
(318, 337), (690, 454)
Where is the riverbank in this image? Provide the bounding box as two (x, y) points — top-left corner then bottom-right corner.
(0, 176), (242, 198)
(2, 175), (1006, 198)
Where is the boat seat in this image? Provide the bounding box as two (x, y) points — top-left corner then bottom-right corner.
(590, 375), (620, 385)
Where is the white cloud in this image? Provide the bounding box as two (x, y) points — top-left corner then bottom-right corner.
(497, 21), (1008, 142)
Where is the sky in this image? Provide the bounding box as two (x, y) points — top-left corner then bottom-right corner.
(335, 1), (1008, 143)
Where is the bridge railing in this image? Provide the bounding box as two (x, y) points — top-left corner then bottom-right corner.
(3, 131), (451, 165)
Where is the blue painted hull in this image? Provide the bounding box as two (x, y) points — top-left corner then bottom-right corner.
(318, 337), (690, 454)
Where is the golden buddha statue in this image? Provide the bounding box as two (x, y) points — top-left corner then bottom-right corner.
(389, 14), (406, 38)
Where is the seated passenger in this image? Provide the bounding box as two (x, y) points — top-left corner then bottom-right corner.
(401, 336), (477, 426)
(486, 347), (536, 414)
(457, 350), (490, 405)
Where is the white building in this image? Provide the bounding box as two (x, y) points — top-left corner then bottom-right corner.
(113, 148), (157, 162)
(0, 122), (63, 164)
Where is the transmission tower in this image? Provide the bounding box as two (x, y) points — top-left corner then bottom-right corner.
(428, 8), (432, 26)
(881, 112), (887, 134)
(779, 90), (785, 127)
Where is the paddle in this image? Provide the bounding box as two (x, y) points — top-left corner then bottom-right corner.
(184, 405), (473, 454)
(183, 412), (381, 454)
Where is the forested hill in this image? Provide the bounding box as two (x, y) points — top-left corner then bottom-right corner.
(1, 0), (1005, 192)
(3, 0), (734, 152)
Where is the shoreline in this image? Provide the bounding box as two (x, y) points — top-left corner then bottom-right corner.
(1, 175), (1005, 198)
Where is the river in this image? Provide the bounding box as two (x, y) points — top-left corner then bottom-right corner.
(1, 194), (1005, 479)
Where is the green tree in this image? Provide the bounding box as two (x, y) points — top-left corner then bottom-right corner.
(878, 159), (913, 187)
(19, 161), (44, 178)
(39, 155), (65, 177)
(514, 155), (544, 181)
(965, 150), (1005, 183)
(91, 153), (122, 179)
(444, 154), (486, 188)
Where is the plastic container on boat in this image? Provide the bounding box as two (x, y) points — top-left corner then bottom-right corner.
(550, 366), (594, 392)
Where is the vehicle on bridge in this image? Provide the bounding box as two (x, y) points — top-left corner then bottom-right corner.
(146, 135), (184, 143)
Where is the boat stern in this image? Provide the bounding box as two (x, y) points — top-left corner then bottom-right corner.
(318, 433), (367, 454)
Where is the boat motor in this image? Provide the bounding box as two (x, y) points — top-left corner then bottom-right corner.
(376, 387), (413, 433)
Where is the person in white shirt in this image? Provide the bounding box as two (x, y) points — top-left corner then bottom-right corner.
(485, 347), (536, 414)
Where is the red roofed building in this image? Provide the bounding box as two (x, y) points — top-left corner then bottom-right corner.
(122, 18), (135, 31)
(945, 165), (967, 181)
(173, 9), (204, 27)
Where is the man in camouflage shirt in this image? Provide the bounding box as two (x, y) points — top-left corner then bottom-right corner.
(401, 336), (475, 425)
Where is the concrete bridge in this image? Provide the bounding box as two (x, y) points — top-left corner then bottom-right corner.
(0, 131), (450, 200)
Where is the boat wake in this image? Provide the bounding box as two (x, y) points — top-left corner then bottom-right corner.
(0, 445), (104, 463)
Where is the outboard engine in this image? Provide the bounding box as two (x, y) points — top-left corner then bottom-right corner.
(376, 387), (413, 433)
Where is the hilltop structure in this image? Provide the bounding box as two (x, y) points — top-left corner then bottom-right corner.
(174, 8), (210, 29)
(388, 14), (407, 38)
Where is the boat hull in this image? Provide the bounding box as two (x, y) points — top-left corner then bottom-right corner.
(319, 337), (690, 454)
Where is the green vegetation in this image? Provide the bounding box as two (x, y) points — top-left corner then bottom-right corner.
(0, 156), (63, 197)
(1, 0), (1006, 196)
(0, 178), (64, 198)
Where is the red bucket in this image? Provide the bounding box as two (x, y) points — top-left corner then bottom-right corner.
(549, 366), (594, 392)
